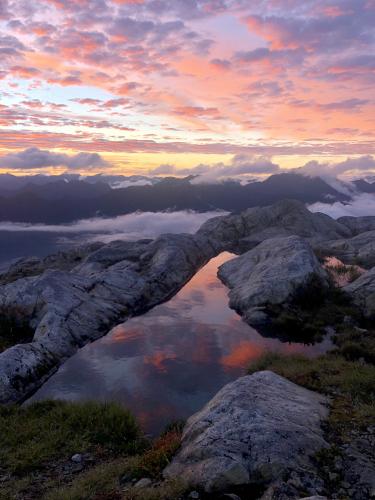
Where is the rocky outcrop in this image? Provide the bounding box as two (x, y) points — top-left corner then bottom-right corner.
(344, 266), (375, 319)
(338, 215), (375, 235)
(198, 199), (351, 253)
(0, 235), (216, 404)
(164, 371), (329, 493)
(0, 199), (373, 405)
(0, 242), (104, 285)
(317, 230), (375, 269)
(218, 236), (328, 325)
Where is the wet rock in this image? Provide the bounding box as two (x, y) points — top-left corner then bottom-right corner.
(218, 236), (328, 325)
(164, 371), (329, 492)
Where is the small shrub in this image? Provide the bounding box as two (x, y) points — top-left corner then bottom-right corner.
(130, 429), (182, 479)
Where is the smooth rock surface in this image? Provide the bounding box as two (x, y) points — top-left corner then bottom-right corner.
(164, 371), (329, 492)
(218, 236), (328, 324)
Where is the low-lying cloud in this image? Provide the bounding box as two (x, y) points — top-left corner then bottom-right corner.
(0, 147), (109, 170)
(0, 211), (227, 243)
(309, 193), (375, 218)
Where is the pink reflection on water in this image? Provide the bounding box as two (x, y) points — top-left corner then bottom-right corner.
(29, 252), (332, 435)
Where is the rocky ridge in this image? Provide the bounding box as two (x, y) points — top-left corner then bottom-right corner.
(0, 199), (374, 405)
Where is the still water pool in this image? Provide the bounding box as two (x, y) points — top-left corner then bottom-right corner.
(29, 253), (331, 434)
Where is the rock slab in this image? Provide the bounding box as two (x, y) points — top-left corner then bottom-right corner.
(218, 236), (327, 324)
(164, 371), (329, 492)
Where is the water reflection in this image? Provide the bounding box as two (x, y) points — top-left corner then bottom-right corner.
(29, 253), (331, 435)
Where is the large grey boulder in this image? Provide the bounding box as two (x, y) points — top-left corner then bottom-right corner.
(218, 236), (328, 325)
(344, 266), (375, 318)
(164, 371), (329, 492)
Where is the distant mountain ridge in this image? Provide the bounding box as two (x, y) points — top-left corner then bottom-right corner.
(0, 172), (360, 224)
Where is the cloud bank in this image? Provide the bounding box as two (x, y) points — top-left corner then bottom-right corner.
(0, 148), (109, 170)
(150, 154), (280, 183)
(150, 155), (375, 184)
(0, 211), (227, 243)
(309, 193), (375, 219)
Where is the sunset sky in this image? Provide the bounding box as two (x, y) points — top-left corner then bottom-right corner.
(0, 0), (374, 176)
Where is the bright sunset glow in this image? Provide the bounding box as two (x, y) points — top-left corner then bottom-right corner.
(0, 0), (374, 175)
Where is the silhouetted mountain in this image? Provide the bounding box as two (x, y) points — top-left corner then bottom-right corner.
(0, 173), (351, 224)
(353, 179), (375, 193)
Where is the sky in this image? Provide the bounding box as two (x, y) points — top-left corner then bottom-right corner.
(0, 0), (374, 176)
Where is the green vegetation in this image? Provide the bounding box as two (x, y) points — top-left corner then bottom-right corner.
(0, 401), (185, 500)
(248, 352), (374, 410)
(0, 305), (34, 352)
(268, 275), (360, 341)
(0, 400), (141, 475)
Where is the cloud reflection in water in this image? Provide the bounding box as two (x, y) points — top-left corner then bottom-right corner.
(29, 253), (332, 434)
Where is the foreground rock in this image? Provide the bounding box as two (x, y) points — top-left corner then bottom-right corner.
(218, 236), (328, 325)
(164, 371), (329, 493)
(344, 266), (375, 319)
